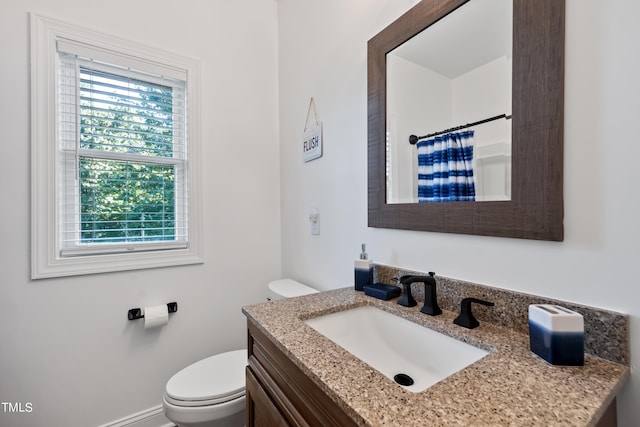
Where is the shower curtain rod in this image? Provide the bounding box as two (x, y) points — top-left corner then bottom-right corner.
(408, 113), (512, 145)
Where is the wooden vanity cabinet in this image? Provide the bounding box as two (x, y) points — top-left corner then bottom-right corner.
(597, 399), (617, 427)
(246, 319), (359, 427)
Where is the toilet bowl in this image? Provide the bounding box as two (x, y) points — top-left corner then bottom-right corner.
(163, 279), (318, 427)
(163, 350), (246, 427)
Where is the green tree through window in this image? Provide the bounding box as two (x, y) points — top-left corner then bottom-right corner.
(78, 67), (178, 244)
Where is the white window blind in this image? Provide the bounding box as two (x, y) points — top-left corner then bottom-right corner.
(57, 51), (188, 256)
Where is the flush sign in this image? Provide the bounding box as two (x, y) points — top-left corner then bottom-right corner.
(303, 97), (323, 162)
(303, 121), (322, 162)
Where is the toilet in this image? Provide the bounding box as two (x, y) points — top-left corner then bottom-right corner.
(162, 279), (318, 427)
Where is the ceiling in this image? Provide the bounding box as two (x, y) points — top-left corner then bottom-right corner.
(391, 0), (513, 79)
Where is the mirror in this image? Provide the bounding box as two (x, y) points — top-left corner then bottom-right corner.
(387, 0), (513, 203)
(368, 0), (564, 240)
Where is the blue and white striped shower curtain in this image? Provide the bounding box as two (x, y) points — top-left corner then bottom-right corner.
(417, 130), (476, 202)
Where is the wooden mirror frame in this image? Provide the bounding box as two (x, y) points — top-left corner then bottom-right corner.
(368, 0), (564, 241)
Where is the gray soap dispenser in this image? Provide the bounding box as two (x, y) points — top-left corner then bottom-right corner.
(354, 243), (373, 291)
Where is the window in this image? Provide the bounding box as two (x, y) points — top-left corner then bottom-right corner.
(31, 14), (202, 278)
(58, 56), (188, 254)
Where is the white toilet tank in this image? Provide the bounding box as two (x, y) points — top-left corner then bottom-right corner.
(267, 279), (318, 301)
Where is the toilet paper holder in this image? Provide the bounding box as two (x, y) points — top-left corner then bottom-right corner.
(128, 302), (178, 320)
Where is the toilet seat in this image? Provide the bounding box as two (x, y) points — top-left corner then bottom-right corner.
(165, 349), (247, 408)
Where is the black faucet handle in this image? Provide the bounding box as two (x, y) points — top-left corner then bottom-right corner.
(453, 297), (494, 329)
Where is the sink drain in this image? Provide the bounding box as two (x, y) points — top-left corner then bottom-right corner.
(393, 373), (414, 387)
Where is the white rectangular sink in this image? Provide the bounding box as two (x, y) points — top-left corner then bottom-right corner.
(304, 306), (489, 392)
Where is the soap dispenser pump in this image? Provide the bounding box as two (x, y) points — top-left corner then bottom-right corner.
(354, 244), (373, 291)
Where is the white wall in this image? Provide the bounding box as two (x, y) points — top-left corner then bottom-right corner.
(278, 0), (640, 425)
(452, 55), (512, 125)
(0, 1), (280, 426)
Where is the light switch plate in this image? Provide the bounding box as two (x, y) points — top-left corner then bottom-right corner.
(309, 207), (320, 236)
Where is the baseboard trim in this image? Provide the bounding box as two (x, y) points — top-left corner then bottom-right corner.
(96, 405), (173, 427)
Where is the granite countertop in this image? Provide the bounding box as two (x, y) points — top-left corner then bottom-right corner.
(242, 287), (629, 427)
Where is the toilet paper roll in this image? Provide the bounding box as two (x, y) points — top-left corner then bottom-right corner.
(143, 305), (169, 329)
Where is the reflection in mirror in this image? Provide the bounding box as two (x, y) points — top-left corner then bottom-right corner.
(386, 0), (513, 204)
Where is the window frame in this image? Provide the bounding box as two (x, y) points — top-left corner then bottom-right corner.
(31, 13), (203, 279)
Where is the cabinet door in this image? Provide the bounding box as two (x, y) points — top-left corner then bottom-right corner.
(246, 366), (290, 427)
(247, 320), (358, 427)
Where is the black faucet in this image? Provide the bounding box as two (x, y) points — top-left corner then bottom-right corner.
(420, 272), (442, 316)
(397, 275), (418, 307)
(453, 297), (495, 329)
(397, 274), (441, 316)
